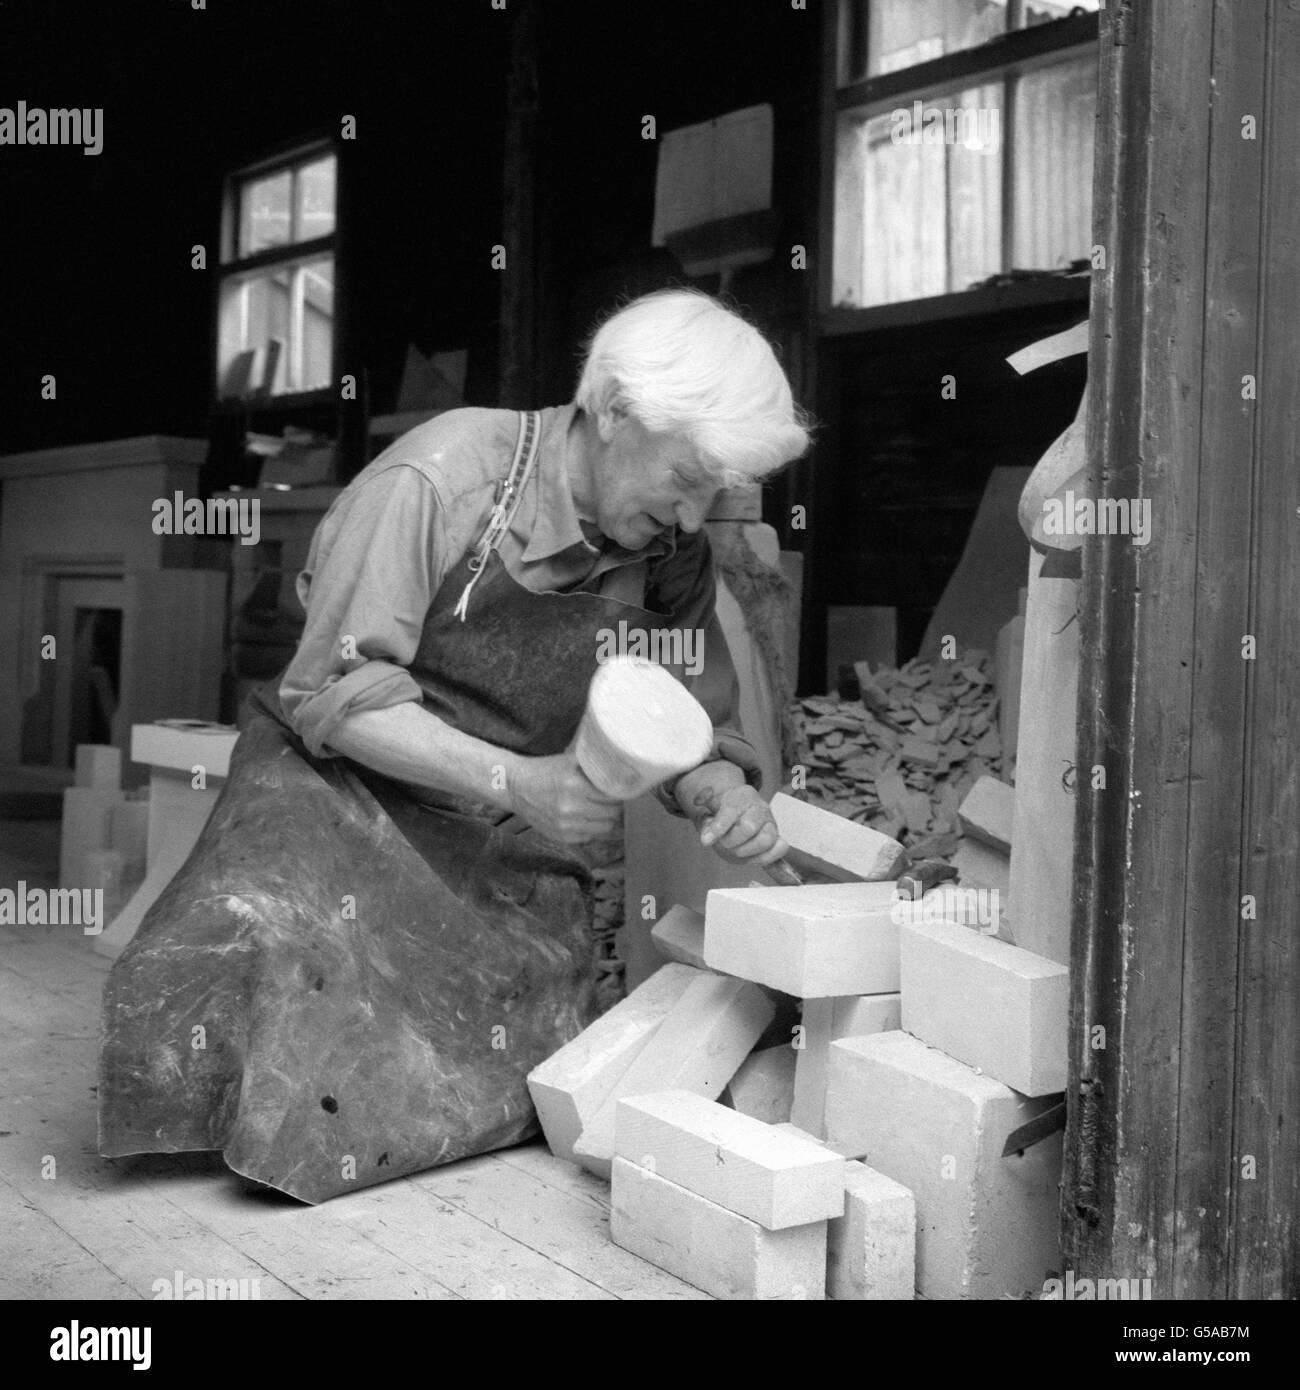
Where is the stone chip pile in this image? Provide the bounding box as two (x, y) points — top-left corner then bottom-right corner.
(788, 651), (1008, 857)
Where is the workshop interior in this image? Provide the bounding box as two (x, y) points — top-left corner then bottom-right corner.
(0, 0), (1294, 1311)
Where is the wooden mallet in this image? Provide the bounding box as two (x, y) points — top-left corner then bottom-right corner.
(573, 656), (805, 885)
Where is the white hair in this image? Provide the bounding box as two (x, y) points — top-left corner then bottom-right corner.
(575, 289), (811, 486)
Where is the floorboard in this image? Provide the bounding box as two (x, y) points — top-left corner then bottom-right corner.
(0, 918), (709, 1301)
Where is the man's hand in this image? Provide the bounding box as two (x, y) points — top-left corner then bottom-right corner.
(508, 750), (623, 845)
(673, 760), (788, 867)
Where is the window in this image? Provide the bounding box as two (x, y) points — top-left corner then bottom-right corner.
(217, 147), (337, 399)
(831, 0), (1099, 312)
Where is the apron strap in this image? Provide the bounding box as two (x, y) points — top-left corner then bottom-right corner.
(453, 411), (543, 622)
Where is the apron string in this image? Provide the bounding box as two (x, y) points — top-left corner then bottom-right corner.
(453, 410), (542, 622)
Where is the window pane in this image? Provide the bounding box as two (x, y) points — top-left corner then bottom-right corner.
(1012, 53), (1097, 270)
(297, 257), (334, 392)
(834, 85), (1002, 309)
(1019, 0), (1102, 28)
(840, 0), (1009, 84)
(217, 254), (334, 396)
(296, 155), (336, 241)
(239, 171), (291, 257)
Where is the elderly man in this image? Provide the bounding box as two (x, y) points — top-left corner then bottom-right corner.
(99, 289), (810, 1202)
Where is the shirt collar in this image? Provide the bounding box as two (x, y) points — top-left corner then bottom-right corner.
(515, 403), (676, 565)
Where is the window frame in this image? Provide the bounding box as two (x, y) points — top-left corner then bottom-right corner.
(819, 3), (1100, 330)
(213, 136), (341, 409)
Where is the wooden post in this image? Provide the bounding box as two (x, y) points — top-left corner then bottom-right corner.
(1067, 0), (1299, 1298)
(499, 0), (539, 408)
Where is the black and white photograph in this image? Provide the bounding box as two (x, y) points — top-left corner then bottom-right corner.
(0, 0), (1294, 1344)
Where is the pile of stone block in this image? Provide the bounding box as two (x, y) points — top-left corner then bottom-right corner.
(526, 794), (1068, 1300)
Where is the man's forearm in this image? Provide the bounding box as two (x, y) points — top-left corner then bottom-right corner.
(326, 701), (524, 811)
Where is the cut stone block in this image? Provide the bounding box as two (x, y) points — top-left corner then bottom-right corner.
(1008, 551), (1078, 967)
(958, 775), (1014, 854)
(751, 1123), (911, 1298)
(573, 971), (774, 1177)
(899, 920), (1067, 1096)
(651, 904), (707, 969)
(615, 1090), (844, 1229)
(721, 1044), (795, 1123)
(704, 882), (900, 998)
(59, 787), (123, 891)
(109, 798), (150, 881)
(825, 1031), (1062, 1300)
(953, 837), (1010, 906)
(770, 792), (907, 882)
(791, 993), (901, 1138)
(772, 1122), (867, 1162)
(828, 1162), (916, 1301)
(610, 1157), (826, 1300)
(751, 985), (803, 1054)
(892, 881), (1006, 940)
(526, 962), (701, 1163)
(75, 744), (121, 791)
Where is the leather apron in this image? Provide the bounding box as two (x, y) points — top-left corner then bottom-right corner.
(98, 412), (670, 1203)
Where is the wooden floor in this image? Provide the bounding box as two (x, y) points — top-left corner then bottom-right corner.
(0, 820), (707, 1301)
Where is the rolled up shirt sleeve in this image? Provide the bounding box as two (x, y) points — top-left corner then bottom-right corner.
(279, 466), (446, 758)
(645, 527), (764, 817)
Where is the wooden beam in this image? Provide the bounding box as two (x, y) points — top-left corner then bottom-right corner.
(499, 0), (539, 408)
(834, 12), (1100, 115)
(1066, 0), (1299, 1298)
(819, 275), (1089, 336)
(1230, 0), (1300, 1300)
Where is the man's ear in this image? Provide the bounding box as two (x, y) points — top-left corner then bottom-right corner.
(595, 400), (629, 443)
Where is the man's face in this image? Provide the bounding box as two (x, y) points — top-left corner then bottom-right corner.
(592, 414), (721, 550)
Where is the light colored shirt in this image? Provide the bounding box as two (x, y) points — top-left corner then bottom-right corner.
(279, 404), (761, 799)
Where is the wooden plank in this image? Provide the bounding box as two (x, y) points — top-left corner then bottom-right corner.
(496, 1139), (615, 1207)
(0, 964), (100, 1038)
(0, 1134), (303, 1301)
(0, 1174), (137, 1300)
(1173, 0), (1266, 1298)
(155, 1150), (606, 1301)
(2, 1009), (451, 1304)
(0, 923), (112, 981)
(1230, 0), (1300, 1300)
(0, 938), (635, 1301)
(123, 1163), (455, 1300)
(1065, 0), (1300, 1298)
(0, 1045), (304, 1303)
(414, 1154), (711, 1299)
(0, 932), (110, 999)
(1067, 0), (1215, 1293)
(0, 1005), (606, 1301)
